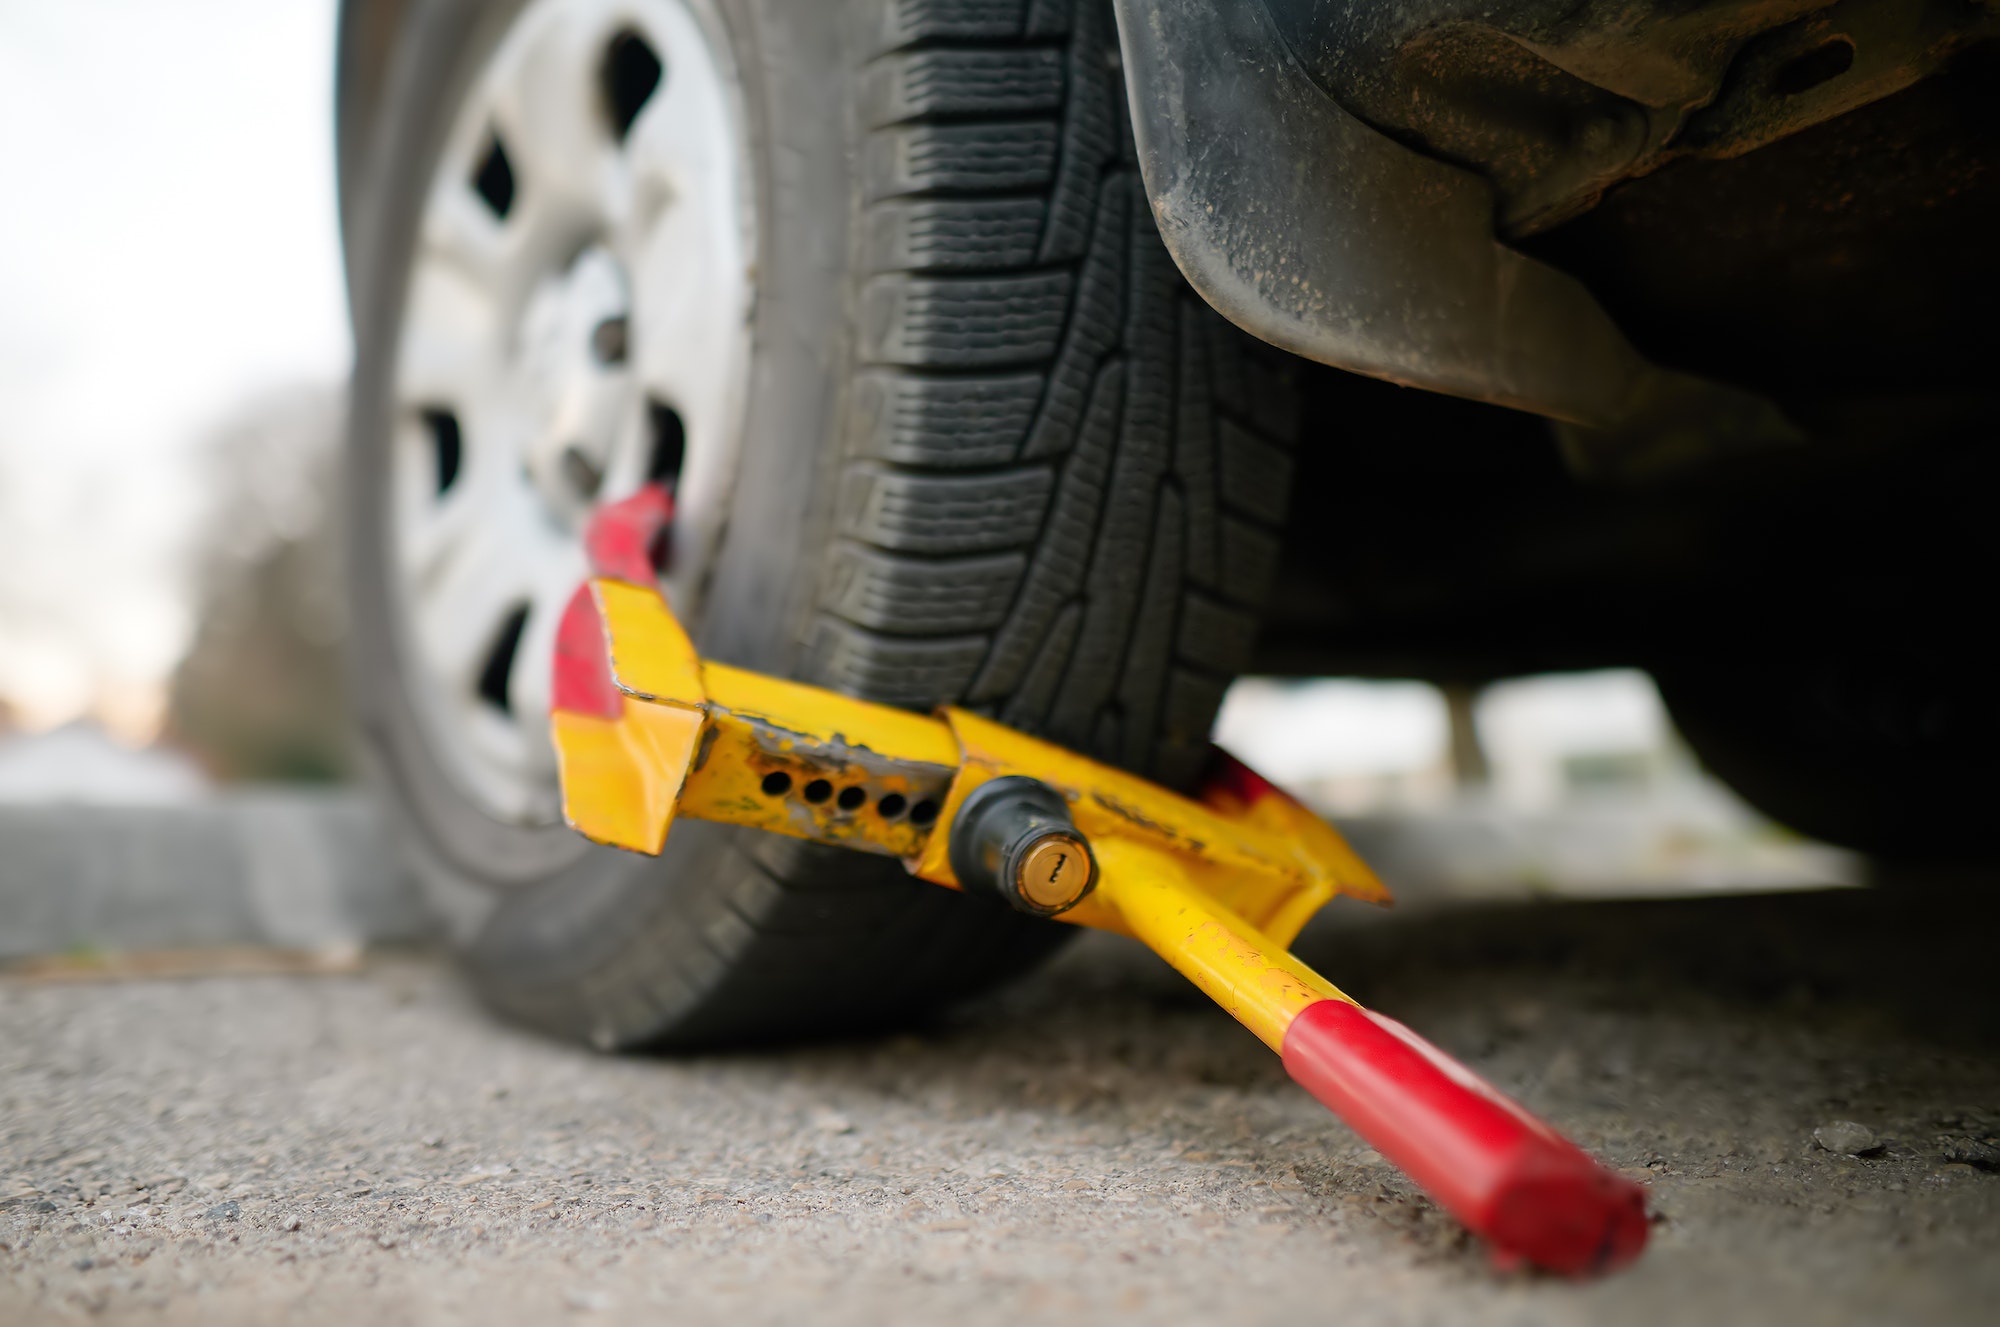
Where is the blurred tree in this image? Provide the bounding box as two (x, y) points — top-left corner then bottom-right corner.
(166, 385), (350, 782)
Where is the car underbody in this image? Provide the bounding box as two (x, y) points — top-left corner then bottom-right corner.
(1111, 1), (1998, 856)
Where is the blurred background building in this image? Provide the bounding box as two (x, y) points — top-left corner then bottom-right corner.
(0, 1), (347, 764)
(164, 386), (350, 783)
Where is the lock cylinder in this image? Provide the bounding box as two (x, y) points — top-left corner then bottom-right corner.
(946, 776), (1097, 917)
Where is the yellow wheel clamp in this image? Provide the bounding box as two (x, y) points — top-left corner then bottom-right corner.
(547, 491), (1648, 1274)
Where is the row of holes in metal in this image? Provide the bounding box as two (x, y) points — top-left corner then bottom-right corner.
(757, 771), (939, 826)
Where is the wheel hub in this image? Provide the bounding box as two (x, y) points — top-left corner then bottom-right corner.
(514, 245), (631, 520)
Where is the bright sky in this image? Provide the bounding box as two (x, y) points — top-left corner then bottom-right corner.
(0, 0), (348, 734)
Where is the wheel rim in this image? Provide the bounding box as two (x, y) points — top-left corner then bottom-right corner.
(389, 0), (752, 826)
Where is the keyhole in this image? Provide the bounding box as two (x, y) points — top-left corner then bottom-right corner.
(1050, 853), (1067, 883)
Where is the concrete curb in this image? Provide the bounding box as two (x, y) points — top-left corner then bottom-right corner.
(0, 791), (433, 959)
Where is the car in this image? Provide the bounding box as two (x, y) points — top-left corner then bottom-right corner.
(334, 0), (1999, 1048)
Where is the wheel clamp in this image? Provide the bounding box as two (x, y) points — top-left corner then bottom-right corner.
(547, 487), (1648, 1274)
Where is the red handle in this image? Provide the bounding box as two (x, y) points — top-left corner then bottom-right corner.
(1283, 999), (1648, 1274)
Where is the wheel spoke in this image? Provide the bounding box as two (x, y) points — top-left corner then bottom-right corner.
(485, 8), (616, 222)
(418, 133), (593, 318)
(629, 191), (746, 596)
(507, 556), (592, 770)
(616, 8), (734, 245)
(408, 500), (551, 695)
(397, 262), (499, 404)
(392, 415), (472, 581)
(393, 263), (508, 583)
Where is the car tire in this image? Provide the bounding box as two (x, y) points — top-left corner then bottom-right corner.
(342, 0), (1300, 1049)
(1659, 644), (1998, 864)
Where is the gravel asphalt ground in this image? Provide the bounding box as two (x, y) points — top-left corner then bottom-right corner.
(4, 869), (1996, 1325)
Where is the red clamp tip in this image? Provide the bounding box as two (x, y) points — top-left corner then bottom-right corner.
(584, 482), (674, 585)
(552, 483), (675, 719)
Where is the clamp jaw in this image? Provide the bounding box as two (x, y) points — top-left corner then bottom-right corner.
(546, 488), (1648, 1275)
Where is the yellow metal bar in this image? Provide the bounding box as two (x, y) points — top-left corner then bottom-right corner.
(702, 663), (962, 769)
(678, 662), (959, 859)
(596, 579), (707, 707)
(1093, 837), (1357, 1053)
(556, 577), (1387, 936)
(552, 702), (706, 856)
(913, 709), (1386, 942)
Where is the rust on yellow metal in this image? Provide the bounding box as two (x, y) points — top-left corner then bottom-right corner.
(1093, 838), (1356, 1053)
(701, 663), (962, 769)
(677, 661), (958, 858)
(555, 579), (964, 858)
